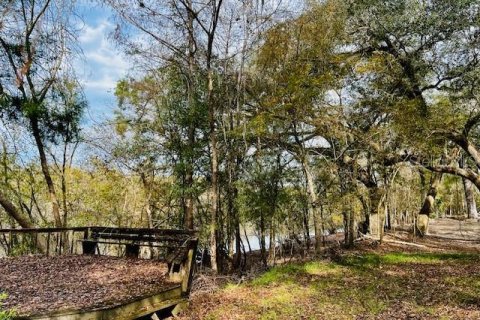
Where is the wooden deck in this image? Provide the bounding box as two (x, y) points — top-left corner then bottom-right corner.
(0, 227), (198, 320)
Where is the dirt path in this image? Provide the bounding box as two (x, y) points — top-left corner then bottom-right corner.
(428, 218), (480, 241)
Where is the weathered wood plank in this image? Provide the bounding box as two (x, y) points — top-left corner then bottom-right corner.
(79, 240), (187, 249)
(0, 227), (196, 236)
(90, 233), (190, 242)
(0, 227), (89, 234)
(21, 286), (184, 320)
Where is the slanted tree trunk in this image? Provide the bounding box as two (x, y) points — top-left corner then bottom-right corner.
(243, 226), (252, 253)
(0, 191), (46, 253)
(0, 191), (34, 228)
(31, 119), (62, 227)
(417, 173), (442, 236)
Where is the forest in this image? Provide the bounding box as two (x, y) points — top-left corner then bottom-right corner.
(1, 0), (480, 319)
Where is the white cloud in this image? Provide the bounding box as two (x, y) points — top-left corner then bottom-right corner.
(79, 20), (110, 44)
(76, 18), (130, 103)
(83, 75), (118, 91)
(85, 49), (127, 71)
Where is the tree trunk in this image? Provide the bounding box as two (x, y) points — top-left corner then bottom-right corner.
(417, 173), (442, 236)
(140, 173), (155, 228)
(302, 159), (322, 253)
(259, 210), (267, 268)
(183, 0), (196, 230)
(303, 205), (311, 250)
(0, 191), (34, 228)
(184, 153), (195, 229)
(0, 191), (47, 253)
(60, 139), (69, 227)
(208, 67), (219, 272)
(243, 226), (252, 253)
(463, 178), (478, 219)
(348, 210), (355, 247)
(320, 203), (326, 246)
(227, 186), (235, 264)
(268, 221), (276, 264)
(312, 202), (321, 251)
(234, 219), (241, 268)
(368, 187), (383, 238)
(184, 162), (194, 229)
(31, 119), (62, 227)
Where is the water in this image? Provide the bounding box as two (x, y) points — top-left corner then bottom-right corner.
(235, 228), (342, 253)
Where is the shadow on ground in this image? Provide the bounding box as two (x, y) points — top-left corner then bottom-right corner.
(181, 251), (480, 319)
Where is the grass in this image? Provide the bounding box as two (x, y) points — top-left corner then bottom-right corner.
(0, 293), (15, 320)
(184, 252), (480, 319)
(339, 252), (477, 270)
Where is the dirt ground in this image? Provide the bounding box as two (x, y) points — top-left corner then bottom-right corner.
(428, 218), (480, 241)
(0, 255), (176, 316)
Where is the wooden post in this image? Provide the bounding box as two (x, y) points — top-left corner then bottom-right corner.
(182, 239), (198, 295)
(8, 230), (12, 256)
(125, 243), (140, 258)
(82, 228), (97, 255)
(70, 231), (75, 254)
(58, 232), (62, 255)
(35, 233), (38, 254)
(82, 240), (98, 255)
(46, 232), (51, 256)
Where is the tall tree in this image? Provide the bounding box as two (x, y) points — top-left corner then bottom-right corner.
(108, 0), (288, 271)
(113, 66), (209, 229)
(0, 0), (84, 227)
(250, 0), (348, 249)
(345, 0), (480, 228)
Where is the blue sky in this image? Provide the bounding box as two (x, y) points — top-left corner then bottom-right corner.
(75, 2), (130, 124)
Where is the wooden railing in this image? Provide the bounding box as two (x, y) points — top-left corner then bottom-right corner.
(0, 226), (89, 256)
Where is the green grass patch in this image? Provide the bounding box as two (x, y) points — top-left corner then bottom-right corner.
(251, 264), (305, 286)
(252, 261), (343, 286)
(338, 252), (479, 269)
(304, 261), (342, 275)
